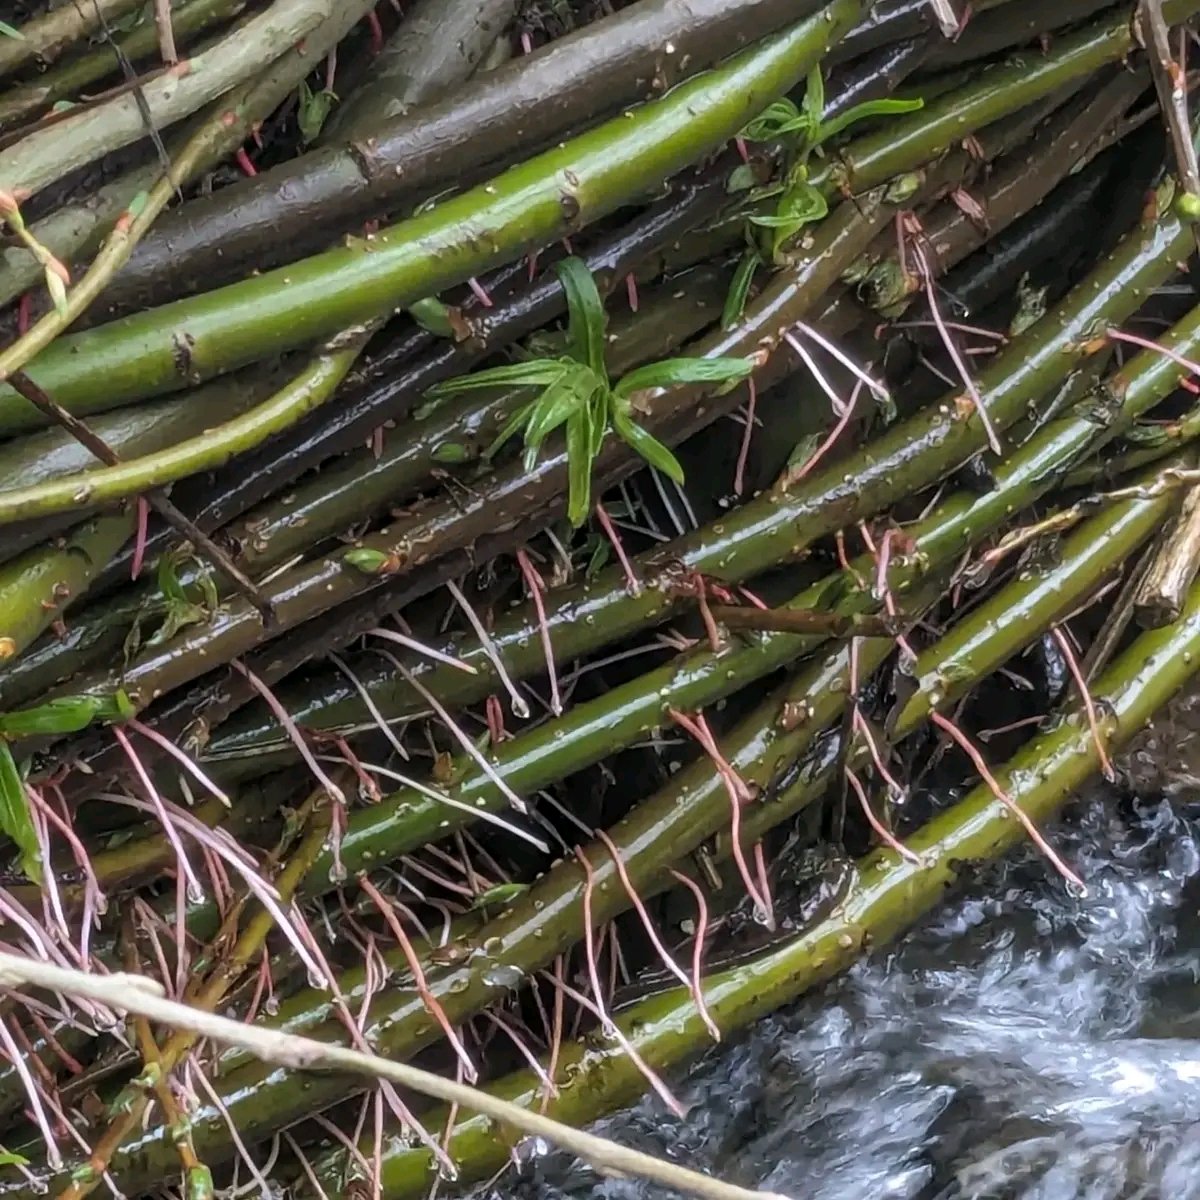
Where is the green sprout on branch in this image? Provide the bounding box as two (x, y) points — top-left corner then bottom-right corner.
(0, 690), (134, 884)
(724, 67), (923, 325)
(425, 257), (754, 525)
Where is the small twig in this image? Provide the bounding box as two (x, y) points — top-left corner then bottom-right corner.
(6, 370), (276, 625)
(152, 0), (177, 64)
(0, 952), (787, 1200)
(1134, 483), (1200, 626)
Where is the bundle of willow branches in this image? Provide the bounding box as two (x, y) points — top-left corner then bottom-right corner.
(1, 0), (1200, 1196)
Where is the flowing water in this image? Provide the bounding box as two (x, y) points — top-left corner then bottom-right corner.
(491, 790), (1200, 1200)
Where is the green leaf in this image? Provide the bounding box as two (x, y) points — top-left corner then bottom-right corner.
(297, 81), (338, 145)
(157, 554), (189, 607)
(469, 882), (530, 910)
(408, 296), (455, 338)
(615, 356), (753, 398)
(611, 409), (685, 484)
(0, 693), (132, 738)
(588, 390), (608, 459)
(0, 743), (40, 886)
(0, 1151), (29, 1169)
(740, 98), (804, 142)
(749, 180), (827, 229)
(0, 21), (24, 39)
(555, 258), (607, 376)
(521, 366), (596, 461)
(483, 400), (537, 460)
(802, 66), (825, 132)
(726, 163), (758, 194)
(432, 441), (472, 463)
(426, 360), (568, 396)
(565, 409), (594, 527)
(722, 249), (760, 329)
(343, 548), (392, 575)
(815, 97), (923, 147)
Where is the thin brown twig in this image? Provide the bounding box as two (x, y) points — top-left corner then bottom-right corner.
(5, 370), (276, 623)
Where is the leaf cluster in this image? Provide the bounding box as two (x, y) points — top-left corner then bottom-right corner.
(724, 68), (922, 325)
(426, 258), (752, 525)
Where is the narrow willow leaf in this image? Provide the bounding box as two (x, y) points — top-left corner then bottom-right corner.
(815, 97), (924, 147)
(297, 82), (338, 145)
(565, 409), (593, 527)
(722, 249), (760, 329)
(802, 66), (825, 130)
(556, 257), (607, 377)
(0, 743), (40, 885)
(483, 400), (537, 460)
(469, 882), (530, 910)
(157, 553), (190, 606)
(408, 296), (456, 338)
(741, 98), (802, 142)
(0, 692), (132, 738)
(612, 409), (685, 484)
(615, 356), (753, 398)
(426, 360), (567, 396)
(522, 366), (597, 458)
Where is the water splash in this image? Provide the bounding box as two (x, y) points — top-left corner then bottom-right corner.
(490, 792), (1200, 1200)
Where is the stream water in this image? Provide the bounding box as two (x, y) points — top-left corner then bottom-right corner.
(492, 790), (1200, 1200)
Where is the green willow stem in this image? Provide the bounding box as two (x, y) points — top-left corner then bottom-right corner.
(101, 0), (830, 313)
(891, 460), (1188, 734)
(0, 514), (133, 661)
(192, 291), (1200, 950)
(0, 367), (279, 497)
(0, 337), (368, 525)
(343, 573), (1200, 1196)
(1063, 401), (1200, 489)
(0, 1), (863, 431)
(0, 0), (373, 309)
(32, 162), (883, 724)
(323, 0), (519, 139)
(0, 269), (725, 712)
(0, 0), (366, 385)
(89, 612), (907, 1192)
(819, 0), (1200, 196)
(223, 83), (1068, 584)
(0, 0), (336, 201)
(227, 268), (730, 575)
(212, 181), (1195, 763)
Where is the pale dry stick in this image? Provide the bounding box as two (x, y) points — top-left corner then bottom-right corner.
(0, 952), (787, 1200)
(984, 466), (1200, 564)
